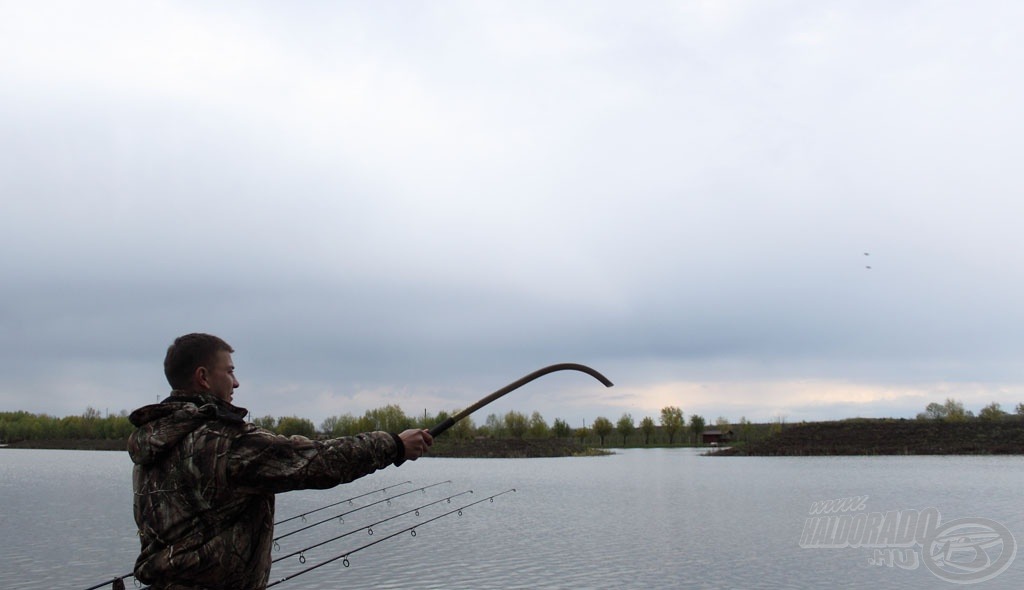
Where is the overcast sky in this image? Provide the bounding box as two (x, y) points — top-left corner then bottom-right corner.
(3, 1), (1023, 429)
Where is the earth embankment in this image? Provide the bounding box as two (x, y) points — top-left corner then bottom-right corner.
(714, 419), (1024, 456)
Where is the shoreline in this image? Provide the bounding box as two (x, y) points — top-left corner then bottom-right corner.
(7, 419), (1024, 457)
(0, 437), (611, 458)
(712, 419), (1024, 456)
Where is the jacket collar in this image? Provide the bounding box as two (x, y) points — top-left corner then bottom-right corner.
(166, 390), (249, 423)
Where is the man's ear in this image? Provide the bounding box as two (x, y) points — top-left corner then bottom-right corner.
(194, 366), (210, 390)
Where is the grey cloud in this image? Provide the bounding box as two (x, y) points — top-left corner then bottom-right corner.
(3, 2), (1024, 424)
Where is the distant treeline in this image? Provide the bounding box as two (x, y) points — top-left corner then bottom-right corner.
(306, 404), (777, 447)
(1, 404), (767, 448)
(4, 397), (1021, 449)
(916, 398), (1024, 421)
(0, 408), (133, 443)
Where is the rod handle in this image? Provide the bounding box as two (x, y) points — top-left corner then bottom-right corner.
(429, 417), (456, 438)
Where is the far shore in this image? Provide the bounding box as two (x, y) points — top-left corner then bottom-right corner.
(6, 419), (1024, 457)
(711, 418), (1024, 456)
(2, 438), (128, 451)
(0, 437), (610, 458)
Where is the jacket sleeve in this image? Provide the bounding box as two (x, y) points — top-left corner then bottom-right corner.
(226, 426), (403, 494)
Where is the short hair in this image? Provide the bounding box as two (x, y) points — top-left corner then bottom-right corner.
(164, 333), (234, 390)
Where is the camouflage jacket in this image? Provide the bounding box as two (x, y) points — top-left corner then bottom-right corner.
(128, 391), (403, 590)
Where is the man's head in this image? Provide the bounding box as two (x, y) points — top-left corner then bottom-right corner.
(164, 333), (239, 403)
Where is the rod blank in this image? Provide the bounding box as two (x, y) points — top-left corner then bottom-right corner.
(430, 363), (613, 437)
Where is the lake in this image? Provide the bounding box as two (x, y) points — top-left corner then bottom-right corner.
(1, 448), (1021, 589)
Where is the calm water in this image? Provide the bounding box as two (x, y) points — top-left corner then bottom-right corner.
(1, 448), (1021, 589)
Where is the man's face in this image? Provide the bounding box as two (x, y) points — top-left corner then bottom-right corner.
(203, 350), (239, 403)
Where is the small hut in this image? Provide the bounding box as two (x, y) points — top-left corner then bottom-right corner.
(701, 429), (734, 445)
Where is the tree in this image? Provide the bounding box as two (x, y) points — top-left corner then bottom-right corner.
(450, 412), (475, 439)
(919, 402), (948, 421)
(78, 407), (101, 438)
(277, 416), (316, 438)
(320, 415), (340, 435)
(505, 411), (528, 439)
(660, 406), (684, 444)
(736, 416), (752, 442)
(363, 404), (411, 432)
(1017, 403), (1024, 418)
(528, 411), (550, 438)
(1, 412), (44, 441)
(943, 398), (971, 422)
(639, 416), (656, 445)
(592, 416), (613, 446)
(689, 414), (705, 444)
(552, 418), (573, 439)
(252, 415), (276, 431)
(105, 414), (134, 439)
(979, 402), (1008, 421)
(574, 426), (590, 444)
(483, 413), (505, 438)
(326, 414), (362, 437)
(616, 413), (635, 445)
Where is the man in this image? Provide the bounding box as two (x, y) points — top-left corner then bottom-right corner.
(128, 333), (433, 590)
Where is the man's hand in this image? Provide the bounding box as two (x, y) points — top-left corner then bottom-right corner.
(398, 429), (433, 461)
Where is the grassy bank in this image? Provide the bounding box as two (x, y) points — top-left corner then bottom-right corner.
(713, 418), (1024, 456)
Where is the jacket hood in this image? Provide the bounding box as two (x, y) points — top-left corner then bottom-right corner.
(128, 391), (249, 466)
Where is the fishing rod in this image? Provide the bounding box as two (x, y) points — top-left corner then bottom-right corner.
(275, 480), (412, 526)
(266, 489), (517, 588)
(273, 489), (475, 564)
(429, 363), (613, 437)
(81, 576), (129, 590)
(79, 481), (419, 590)
(273, 480), (452, 543)
(91, 486), (475, 590)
